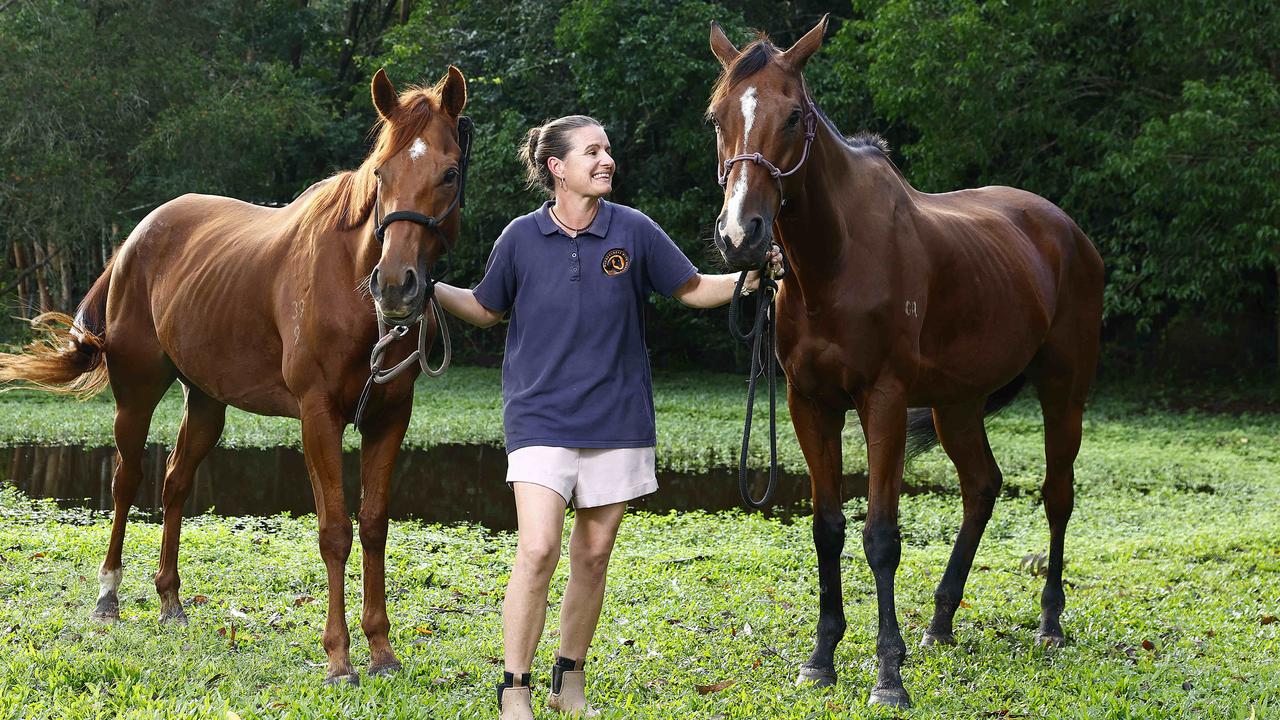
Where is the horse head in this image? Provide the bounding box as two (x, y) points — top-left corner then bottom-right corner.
(707, 16), (827, 271)
(366, 66), (469, 326)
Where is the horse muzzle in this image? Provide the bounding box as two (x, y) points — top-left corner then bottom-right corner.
(715, 213), (774, 272)
(370, 266), (429, 327)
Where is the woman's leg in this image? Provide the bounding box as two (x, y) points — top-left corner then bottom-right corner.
(503, 482), (569, 673)
(557, 500), (627, 659)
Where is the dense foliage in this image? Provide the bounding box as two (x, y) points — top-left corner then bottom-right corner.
(1, 0), (1275, 371)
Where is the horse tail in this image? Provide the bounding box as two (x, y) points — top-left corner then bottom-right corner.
(0, 257), (114, 399)
(904, 374), (1028, 463)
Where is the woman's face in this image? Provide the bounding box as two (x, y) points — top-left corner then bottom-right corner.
(551, 125), (614, 199)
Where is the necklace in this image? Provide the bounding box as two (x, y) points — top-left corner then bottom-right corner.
(549, 201), (599, 234)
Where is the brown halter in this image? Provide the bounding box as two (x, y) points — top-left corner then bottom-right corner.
(716, 97), (818, 189)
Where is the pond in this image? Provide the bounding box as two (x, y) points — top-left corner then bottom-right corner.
(0, 444), (896, 531)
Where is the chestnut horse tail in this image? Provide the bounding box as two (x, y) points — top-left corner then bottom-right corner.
(0, 257), (114, 399)
(904, 374), (1028, 463)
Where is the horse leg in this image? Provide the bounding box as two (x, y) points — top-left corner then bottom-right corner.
(356, 401), (411, 676)
(92, 360), (173, 622)
(154, 386), (226, 623)
(300, 401), (357, 685)
(858, 380), (911, 708)
(1031, 358), (1091, 646)
(923, 401), (1002, 646)
(789, 388), (847, 687)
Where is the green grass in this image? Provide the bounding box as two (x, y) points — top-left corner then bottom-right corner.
(0, 370), (1278, 718)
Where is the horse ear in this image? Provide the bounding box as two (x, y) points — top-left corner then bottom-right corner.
(438, 65), (468, 118)
(781, 14), (828, 70)
(371, 68), (399, 120)
(709, 21), (740, 67)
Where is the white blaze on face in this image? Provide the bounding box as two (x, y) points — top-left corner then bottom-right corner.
(722, 86), (758, 248)
(409, 137), (427, 160)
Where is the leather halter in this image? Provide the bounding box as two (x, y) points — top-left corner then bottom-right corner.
(373, 115), (473, 246)
(716, 98), (817, 188)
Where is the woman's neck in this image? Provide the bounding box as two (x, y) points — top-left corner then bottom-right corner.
(551, 192), (601, 234)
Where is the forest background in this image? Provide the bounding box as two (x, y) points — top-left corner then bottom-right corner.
(2, 0), (1276, 376)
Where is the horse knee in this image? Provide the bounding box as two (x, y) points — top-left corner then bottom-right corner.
(862, 524), (902, 574)
(812, 511), (846, 556)
(318, 520), (354, 561)
(357, 514), (388, 552)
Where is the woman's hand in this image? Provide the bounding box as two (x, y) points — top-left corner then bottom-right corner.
(740, 244), (785, 294)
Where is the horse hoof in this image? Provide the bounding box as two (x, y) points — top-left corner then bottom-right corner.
(868, 687), (912, 708)
(1036, 632), (1066, 648)
(921, 631), (955, 647)
(323, 672), (361, 687)
(795, 665), (837, 688)
(89, 609), (119, 624)
(158, 608), (189, 626)
(368, 661), (403, 677)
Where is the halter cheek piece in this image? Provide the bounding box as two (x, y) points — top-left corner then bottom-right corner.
(716, 97), (817, 189)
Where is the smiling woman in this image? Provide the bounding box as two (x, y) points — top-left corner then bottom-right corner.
(430, 116), (780, 719)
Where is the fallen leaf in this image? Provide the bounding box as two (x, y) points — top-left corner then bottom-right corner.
(751, 658), (762, 669)
(696, 679), (736, 695)
(741, 622), (753, 637)
(1182, 680), (1194, 691)
(293, 595), (315, 607)
(1141, 639), (1155, 651)
(229, 608), (247, 619)
(958, 600), (972, 609)
(416, 626), (434, 635)
(28, 552), (45, 560)
(192, 595), (209, 605)
(1261, 615), (1276, 625)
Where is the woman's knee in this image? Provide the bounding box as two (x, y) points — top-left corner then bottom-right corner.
(515, 537), (561, 578)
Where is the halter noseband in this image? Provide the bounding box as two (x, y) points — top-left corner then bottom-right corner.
(717, 98), (817, 188)
(373, 115), (474, 246)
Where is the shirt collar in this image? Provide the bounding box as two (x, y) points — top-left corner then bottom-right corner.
(535, 199), (614, 238)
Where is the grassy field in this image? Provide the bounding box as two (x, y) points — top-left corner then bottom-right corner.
(0, 369), (1277, 718)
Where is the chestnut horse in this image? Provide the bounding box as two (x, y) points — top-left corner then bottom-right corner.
(707, 19), (1103, 707)
(0, 67), (469, 685)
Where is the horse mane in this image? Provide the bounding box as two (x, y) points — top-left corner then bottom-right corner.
(298, 79), (450, 232)
(709, 38), (895, 163)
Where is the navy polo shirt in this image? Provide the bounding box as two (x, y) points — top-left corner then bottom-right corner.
(473, 200), (698, 453)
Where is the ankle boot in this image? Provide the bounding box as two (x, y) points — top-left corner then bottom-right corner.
(547, 656), (599, 717)
(497, 672), (534, 720)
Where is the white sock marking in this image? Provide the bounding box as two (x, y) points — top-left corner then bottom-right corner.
(98, 567), (122, 600)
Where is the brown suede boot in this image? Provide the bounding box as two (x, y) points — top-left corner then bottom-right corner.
(498, 672), (534, 720)
(546, 657), (599, 717)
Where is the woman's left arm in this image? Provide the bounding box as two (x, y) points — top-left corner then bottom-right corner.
(673, 245), (783, 309)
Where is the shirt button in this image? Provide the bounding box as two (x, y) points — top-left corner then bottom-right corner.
(571, 253), (577, 258)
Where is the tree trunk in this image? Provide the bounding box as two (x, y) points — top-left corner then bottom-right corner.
(54, 238), (71, 310)
(399, 0), (411, 23)
(31, 241), (52, 313)
(12, 241), (29, 319)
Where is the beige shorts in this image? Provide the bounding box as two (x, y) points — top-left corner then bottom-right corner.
(505, 446), (658, 509)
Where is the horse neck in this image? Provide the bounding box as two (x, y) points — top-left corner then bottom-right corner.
(775, 124), (912, 300)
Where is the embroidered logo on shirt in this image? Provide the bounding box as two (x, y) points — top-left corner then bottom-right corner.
(602, 248), (630, 276)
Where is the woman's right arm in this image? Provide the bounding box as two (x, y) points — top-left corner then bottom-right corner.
(433, 283), (504, 328)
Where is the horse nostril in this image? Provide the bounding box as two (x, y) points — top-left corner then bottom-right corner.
(403, 268), (418, 299)
(747, 216), (763, 242)
(370, 268), (382, 298)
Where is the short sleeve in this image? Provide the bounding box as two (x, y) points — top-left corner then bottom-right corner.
(472, 224), (518, 312)
(644, 221), (698, 297)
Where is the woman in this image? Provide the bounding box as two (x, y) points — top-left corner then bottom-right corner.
(433, 115), (779, 719)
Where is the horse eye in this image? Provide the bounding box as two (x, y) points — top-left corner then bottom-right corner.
(786, 111), (802, 128)
(443, 168), (459, 185)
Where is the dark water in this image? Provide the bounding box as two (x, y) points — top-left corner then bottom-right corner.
(0, 444), (882, 531)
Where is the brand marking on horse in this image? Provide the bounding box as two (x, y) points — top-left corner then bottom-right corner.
(409, 138), (427, 160)
(292, 299), (305, 345)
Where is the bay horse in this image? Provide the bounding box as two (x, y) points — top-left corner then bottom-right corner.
(707, 19), (1103, 707)
(0, 67), (469, 685)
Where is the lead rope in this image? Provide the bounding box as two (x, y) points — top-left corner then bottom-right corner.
(352, 298), (452, 430)
(730, 268), (778, 510)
